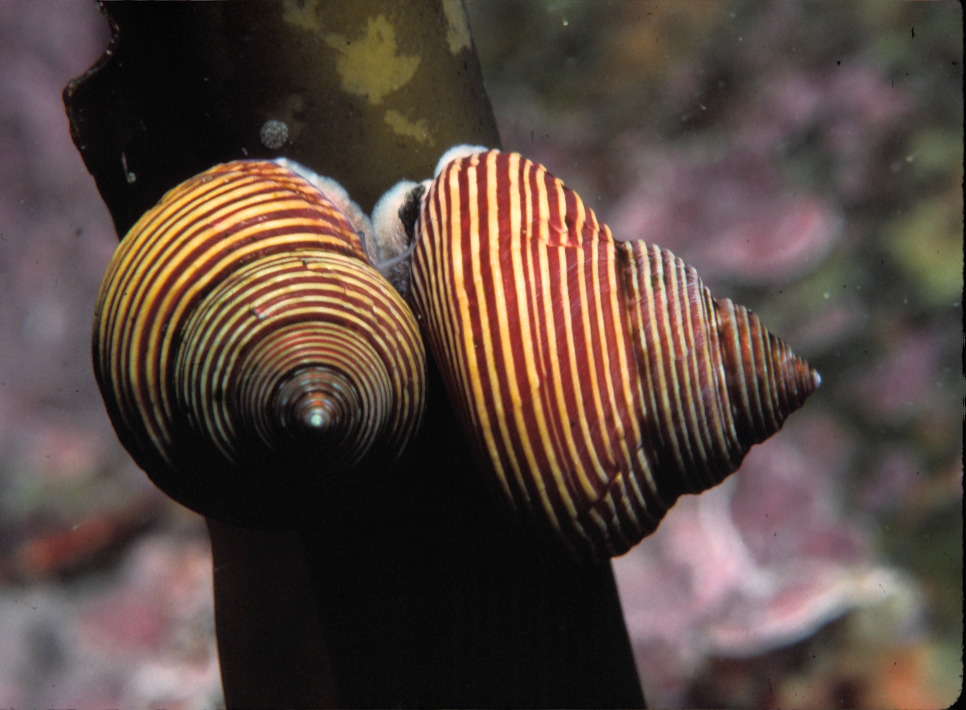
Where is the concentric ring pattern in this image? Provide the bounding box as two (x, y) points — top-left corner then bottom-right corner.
(93, 160), (425, 524)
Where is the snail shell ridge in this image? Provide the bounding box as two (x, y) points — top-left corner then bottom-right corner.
(408, 148), (820, 558)
(92, 160), (426, 525)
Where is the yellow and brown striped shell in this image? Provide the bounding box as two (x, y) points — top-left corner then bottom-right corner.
(409, 148), (820, 559)
(92, 160), (425, 525)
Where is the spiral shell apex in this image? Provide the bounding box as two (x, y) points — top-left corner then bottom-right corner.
(93, 160), (425, 525)
(410, 149), (820, 559)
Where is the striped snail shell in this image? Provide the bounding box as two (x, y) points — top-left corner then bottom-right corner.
(401, 147), (820, 559)
(92, 159), (425, 525)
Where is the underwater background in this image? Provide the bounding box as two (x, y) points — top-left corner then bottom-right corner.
(0, 2), (961, 707)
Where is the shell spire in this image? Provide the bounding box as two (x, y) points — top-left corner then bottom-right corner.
(618, 240), (820, 504)
(715, 297), (821, 444)
(409, 148), (820, 559)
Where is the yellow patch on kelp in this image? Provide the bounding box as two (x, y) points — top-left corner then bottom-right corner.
(442, 0), (472, 54)
(384, 110), (432, 145)
(324, 15), (421, 105)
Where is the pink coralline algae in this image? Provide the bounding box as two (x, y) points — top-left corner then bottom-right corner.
(846, 325), (946, 424)
(0, 532), (222, 708)
(733, 64), (915, 201)
(608, 147), (841, 288)
(613, 414), (924, 706)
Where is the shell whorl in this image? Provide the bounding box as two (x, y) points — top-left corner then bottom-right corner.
(410, 149), (819, 558)
(93, 160), (425, 524)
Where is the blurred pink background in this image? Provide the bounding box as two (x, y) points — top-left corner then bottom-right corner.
(0, 2), (961, 708)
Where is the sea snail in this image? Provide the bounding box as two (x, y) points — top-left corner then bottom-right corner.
(92, 159), (425, 525)
(381, 146), (821, 559)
